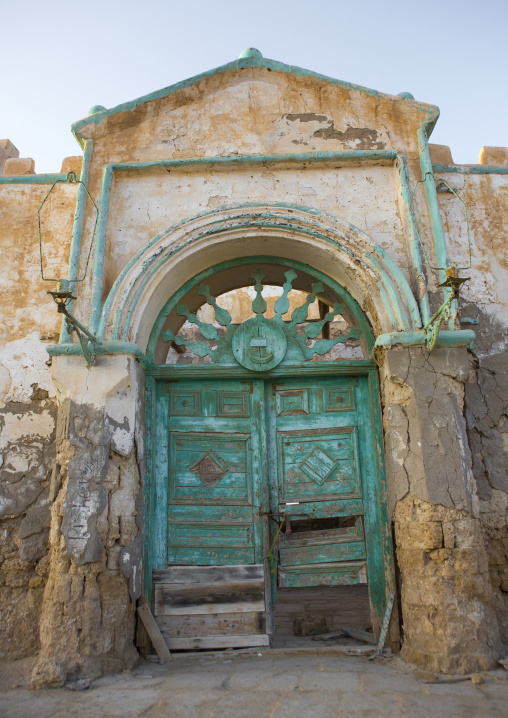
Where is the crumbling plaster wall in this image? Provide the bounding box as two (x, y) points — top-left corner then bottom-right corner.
(103, 164), (409, 292)
(0, 182), (76, 657)
(32, 355), (144, 687)
(380, 346), (501, 672)
(70, 65), (438, 326)
(78, 69), (427, 163)
(436, 170), (508, 646)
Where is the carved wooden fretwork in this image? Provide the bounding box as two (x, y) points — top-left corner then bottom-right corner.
(161, 268), (362, 371)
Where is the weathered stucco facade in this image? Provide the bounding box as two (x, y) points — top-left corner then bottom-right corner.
(0, 49), (507, 685)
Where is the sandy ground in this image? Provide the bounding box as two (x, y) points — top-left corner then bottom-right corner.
(0, 651), (507, 718)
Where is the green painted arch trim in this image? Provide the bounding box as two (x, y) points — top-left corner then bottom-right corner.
(88, 151), (429, 337)
(146, 255), (375, 362)
(97, 203), (421, 343)
(117, 216), (415, 341)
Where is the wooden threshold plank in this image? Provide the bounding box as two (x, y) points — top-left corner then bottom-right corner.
(157, 611), (266, 638)
(154, 564), (264, 585)
(165, 634), (270, 650)
(155, 581), (264, 608)
(155, 599), (266, 616)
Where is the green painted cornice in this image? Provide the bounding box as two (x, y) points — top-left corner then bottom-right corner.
(71, 55), (439, 146)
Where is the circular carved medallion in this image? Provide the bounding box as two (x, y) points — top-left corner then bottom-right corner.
(232, 317), (287, 372)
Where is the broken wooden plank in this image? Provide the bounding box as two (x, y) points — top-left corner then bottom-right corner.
(280, 540), (366, 567)
(311, 631), (346, 641)
(155, 597), (266, 616)
(157, 611), (266, 638)
(342, 628), (376, 645)
(154, 578), (265, 617)
(137, 603), (173, 662)
(279, 561), (367, 587)
(153, 564), (264, 585)
(165, 634), (270, 650)
(374, 590), (394, 656)
(155, 579), (264, 607)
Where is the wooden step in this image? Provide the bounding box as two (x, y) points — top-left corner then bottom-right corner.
(153, 564), (269, 651)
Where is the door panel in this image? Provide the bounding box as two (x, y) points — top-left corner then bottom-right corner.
(166, 379), (265, 566)
(277, 428), (361, 501)
(268, 377), (368, 587)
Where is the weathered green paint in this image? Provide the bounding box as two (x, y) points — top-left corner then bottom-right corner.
(417, 128), (452, 293)
(0, 173), (70, 184)
(153, 382), (170, 570)
(280, 561), (366, 588)
(374, 328), (475, 349)
(147, 365), (392, 633)
(433, 164), (508, 175)
(87, 152), (429, 342)
(147, 360), (374, 380)
(164, 379), (265, 566)
(89, 164), (114, 333)
(147, 256), (374, 362)
(71, 55), (438, 143)
(47, 340), (153, 368)
(142, 375), (156, 604)
(396, 155), (431, 324)
(280, 541), (366, 567)
(160, 265), (363, 369)
(60, 139), (94, 343)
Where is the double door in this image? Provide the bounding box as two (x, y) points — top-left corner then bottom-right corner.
(162, 375), (384, 599)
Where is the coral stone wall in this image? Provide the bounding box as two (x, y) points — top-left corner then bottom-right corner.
(0, 179), (76, 657)
(436, 167), (508, 652)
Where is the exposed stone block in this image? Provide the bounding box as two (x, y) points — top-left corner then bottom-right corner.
(408, 521), (444, 550)
(487, 538), (507, 565)
(395, 547), (428, 572)
(442, 522), (455, 548)
(119, 516), (137, 546)
(452, 548), (482, 574)
(3, 157), (35, 175)
(60, 156), (83, 176)
(499, 567), (508, 592)
(20, 532), (48, 562)
(454, 573), (492, 600)
(102, 461), (120, 492)
(429, 144), (454, 165)
(452, 519), (483, 548)
(478, 146), (508, 166)
(0, 139), (19, 174)
(20, 504), (51, 539)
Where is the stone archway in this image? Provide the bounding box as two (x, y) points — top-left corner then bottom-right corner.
(142, 255), (396, 651)
(33, 206), (501, 685)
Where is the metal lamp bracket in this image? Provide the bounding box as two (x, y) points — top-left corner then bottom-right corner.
(39, 172), (101, 365)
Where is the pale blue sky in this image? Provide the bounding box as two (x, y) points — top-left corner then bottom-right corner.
(3, 0), (507, 173)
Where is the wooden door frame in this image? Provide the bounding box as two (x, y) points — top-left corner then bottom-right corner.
(143, 363), (395, 636)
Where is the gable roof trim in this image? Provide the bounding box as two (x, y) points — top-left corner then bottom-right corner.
(71, 55), (439, 146)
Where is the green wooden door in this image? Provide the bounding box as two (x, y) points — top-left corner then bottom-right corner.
(267, 376), (371, 588)
(155, 370), (390, 632)
(166, 379), (267, 565)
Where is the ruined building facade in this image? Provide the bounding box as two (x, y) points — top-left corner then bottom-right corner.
(0, 50), (507, 686)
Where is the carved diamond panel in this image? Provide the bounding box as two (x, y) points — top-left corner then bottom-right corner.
(190, 452), (226, 487)
(300, 446), (337, 485)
